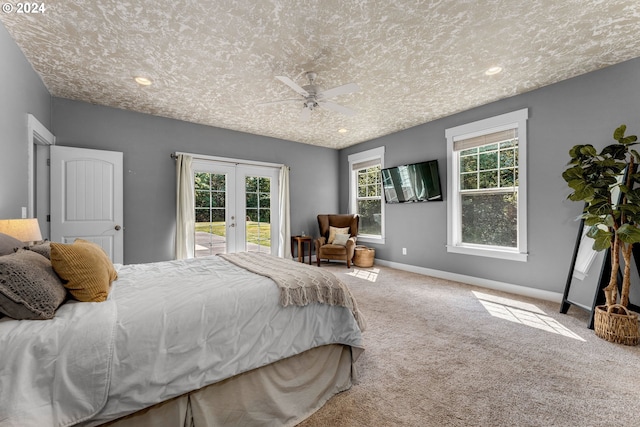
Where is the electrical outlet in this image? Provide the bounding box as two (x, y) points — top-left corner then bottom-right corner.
(402, 247), (407, 255)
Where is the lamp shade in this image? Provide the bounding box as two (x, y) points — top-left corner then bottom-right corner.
(0, 218), (43, 242)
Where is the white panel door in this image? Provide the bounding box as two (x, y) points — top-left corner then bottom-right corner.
(50, 145), (124, 263)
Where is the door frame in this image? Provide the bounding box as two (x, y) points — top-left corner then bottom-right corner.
(188, 153), (283, 256)
(27, 115), (55, 238)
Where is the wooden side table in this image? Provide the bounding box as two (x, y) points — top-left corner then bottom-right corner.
(291, 235), (313, 265)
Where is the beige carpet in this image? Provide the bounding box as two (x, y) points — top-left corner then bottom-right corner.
(299, 263), (640, 427)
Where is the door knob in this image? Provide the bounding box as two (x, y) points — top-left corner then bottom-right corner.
(115, 225), (122, 231)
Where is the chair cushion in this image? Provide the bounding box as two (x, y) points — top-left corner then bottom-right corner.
(328, 226), (350, 244)
(332, 233), (350, 246)
(320, 244), (348, 256)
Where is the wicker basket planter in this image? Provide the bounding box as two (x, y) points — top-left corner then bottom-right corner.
(594, 304), (639, 346)
(353, 245), (375, 268)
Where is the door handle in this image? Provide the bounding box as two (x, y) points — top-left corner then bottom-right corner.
(229, 223), (236, 228)
(115, 225), (122, 231)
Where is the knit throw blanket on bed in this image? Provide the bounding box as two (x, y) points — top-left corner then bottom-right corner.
(219, 252), (367, 331)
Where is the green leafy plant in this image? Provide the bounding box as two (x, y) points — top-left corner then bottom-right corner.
(563, 124), (640, 309)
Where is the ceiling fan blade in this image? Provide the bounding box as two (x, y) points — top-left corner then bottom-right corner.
(317, 82), (360, 100)
(318, 100), (357, 116)
(299, 107), (312, 122)
(275, 76), (309, 97)
(257, 99), (300, 106)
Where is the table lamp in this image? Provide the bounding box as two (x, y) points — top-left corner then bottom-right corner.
(0, 218), (43, 245)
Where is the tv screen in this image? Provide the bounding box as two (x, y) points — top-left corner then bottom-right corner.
(381, 160), (443, 203)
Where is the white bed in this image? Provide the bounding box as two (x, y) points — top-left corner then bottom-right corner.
(0, 253), (365, 427)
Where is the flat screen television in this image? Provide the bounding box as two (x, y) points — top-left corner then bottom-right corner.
(381, 160), (443, 203)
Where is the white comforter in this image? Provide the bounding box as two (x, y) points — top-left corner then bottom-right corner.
(0, 299), (117, 427)
(0, 256), (364, 427)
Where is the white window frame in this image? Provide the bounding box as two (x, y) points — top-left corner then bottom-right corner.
(348, 146), (385, 244)
(445, 109), (528, 261)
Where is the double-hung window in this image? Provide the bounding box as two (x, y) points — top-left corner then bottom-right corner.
(445, 109), (528, 261)
(348, 146), (385, 243)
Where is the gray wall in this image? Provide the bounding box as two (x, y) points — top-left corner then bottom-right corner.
(51, 98), (339, 264)
(4, 17), (640, 296)
(339, 58), (640, 294)
(0, 23), (51, 219)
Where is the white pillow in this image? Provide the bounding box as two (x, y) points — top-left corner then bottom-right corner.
(332, 233), (350, 246)
(328, 226), (350, 244)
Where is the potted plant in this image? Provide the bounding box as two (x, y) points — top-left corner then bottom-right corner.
(563, 124), (640, 345)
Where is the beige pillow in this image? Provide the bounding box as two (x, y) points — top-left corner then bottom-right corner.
(26, 241), (51, 259)
(328, 226), (350, 244)
(50, 239), (118, 302)
(0, 232), (23, 256)
(332, 233), (350, 246)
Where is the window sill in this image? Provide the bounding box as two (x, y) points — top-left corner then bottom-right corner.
(446, 245), (527, 262)
(357, 236), (385, 245)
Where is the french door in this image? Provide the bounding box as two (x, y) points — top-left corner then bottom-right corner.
(193, 161), (279, 257)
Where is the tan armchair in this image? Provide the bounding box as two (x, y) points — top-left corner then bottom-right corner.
(315, 214), (359, 268)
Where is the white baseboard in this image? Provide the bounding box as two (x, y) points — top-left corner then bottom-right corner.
(373, 259), (563, 303)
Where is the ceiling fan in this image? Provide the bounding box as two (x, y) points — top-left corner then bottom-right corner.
(259, 72), (360, 121)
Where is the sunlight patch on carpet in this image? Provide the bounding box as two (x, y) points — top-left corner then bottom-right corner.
(473, 291), (586, 341)
(347, 268), (379, 282)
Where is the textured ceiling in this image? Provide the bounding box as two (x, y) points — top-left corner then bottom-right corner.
(2, 1), (640, 149)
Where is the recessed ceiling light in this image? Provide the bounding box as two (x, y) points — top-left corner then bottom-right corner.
(134, 76), (152, 86)
(338, 128), (348, 133)
(485, 66), (503, 76)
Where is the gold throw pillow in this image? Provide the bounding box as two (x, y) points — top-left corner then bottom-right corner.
(328, 226), (350, 244)
(50, 239), (118, 302)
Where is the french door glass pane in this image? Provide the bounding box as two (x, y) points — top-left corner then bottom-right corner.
(246, 176), (271, 253)
(195, 172), (227, 257)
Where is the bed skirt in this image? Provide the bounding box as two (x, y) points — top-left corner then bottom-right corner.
(98, 344), (355, 427)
